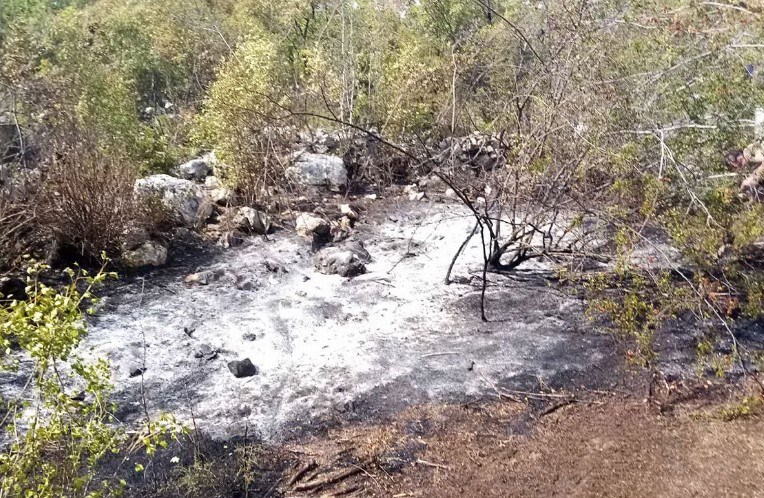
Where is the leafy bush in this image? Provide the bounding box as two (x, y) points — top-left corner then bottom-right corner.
(0, 262), (184, 497)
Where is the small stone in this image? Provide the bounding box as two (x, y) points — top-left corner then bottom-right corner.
(445, 188), (457, 199)
(295, 213), (330, 239)
(228, 358), (258, 378)
(194, 344), (218, 361)
(129, 366), (146, 378)
(232, 207), (271, 235)
(242, 333), (257, 341)
(339, 203), (359, 220)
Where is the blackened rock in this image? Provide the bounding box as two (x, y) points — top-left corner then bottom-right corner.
(227, 358), (258, 378)
(129, 366), (146, 378)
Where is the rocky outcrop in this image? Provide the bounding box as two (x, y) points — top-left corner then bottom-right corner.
(134, 174), (212, 228)
(287, 153), (348, 192)
(314, 241), (371, 277)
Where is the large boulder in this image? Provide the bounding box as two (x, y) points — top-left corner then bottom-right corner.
(287, 153), (347, 192)
(173, 154), (213, 182)
(135, 174), (212, 228)
(122, 240), (168, 268)
(314, 242), (371, 277)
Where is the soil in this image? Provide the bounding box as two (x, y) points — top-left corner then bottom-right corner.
(275, 387), (764, 497)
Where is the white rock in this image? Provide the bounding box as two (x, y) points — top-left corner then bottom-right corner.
(173, 154), (212, 182)
(295, 213), (330, 238)
(232, 207), (271, 235)
(339, 204), (359, 220)
(134, 174), (211, 228)
(444, 188), (457, 199)
(122, 241), (168, 268)
(286, 153), (347, 192)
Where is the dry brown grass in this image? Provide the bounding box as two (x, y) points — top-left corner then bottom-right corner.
(36, 147), (163, 262)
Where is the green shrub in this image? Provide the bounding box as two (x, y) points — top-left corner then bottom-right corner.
(0, 262), (184, 497)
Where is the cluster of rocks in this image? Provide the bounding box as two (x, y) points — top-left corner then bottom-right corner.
(127, 143), (373, 280)
(436, 132), (507, 171)
(126, 152), (273, 267)
(123, 128), (513, 273)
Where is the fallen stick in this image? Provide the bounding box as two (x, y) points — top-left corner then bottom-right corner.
(420, 352), (461, 358)
(329, 484), (362, 496)
(540, 399), (577, 417)
(293, 467), (362, 492)
(500, 388), (574, 399)
(286, 460), (317, 487)
(416, 459), (452, 470)
(479, 372), (522, 403)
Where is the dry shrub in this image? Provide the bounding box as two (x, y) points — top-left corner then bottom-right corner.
(36, 148), (161, 262)
(0, 193), (30, 272)
(229, 131), (293, 207)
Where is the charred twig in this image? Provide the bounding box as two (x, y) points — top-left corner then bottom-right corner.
(286, 460), (317, 487)
(539, 399), (577, 417)
(292, 466), (362, 492)
(446, 220), (479, 284)
(416, 459), (452, 470)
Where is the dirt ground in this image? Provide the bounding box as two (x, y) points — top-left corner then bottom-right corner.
(278, 384), (764, 498)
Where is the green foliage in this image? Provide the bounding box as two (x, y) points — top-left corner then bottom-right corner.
(719, 395), (763, 421)
(585, 266), (689, 366)
(0, 261), (184, 497)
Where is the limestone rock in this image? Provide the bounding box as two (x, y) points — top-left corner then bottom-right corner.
(232, 207), (272, 235)
(122, 240), (168, 268)
(173, 154), (212, 182)
(287, 153), (347, 191)
(134, 174), (212, 228)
